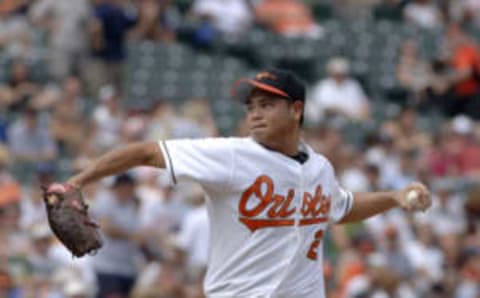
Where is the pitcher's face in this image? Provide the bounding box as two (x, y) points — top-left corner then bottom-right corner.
(245, 89), (301, 145)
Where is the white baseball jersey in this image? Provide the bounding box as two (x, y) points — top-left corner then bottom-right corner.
(159, 137), (354, 298)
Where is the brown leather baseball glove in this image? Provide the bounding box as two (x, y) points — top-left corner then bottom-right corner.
(42, 183), (103, 257)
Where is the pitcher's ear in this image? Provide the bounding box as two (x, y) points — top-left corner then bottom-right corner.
(292, 100), (304, 118)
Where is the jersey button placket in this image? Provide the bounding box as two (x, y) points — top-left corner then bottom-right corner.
(295, 164), (303, 233)
(270, 165), (303, 296)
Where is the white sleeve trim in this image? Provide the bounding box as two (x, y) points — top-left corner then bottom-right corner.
(344, 191), (354, 216)
(159, 140), (176, 185)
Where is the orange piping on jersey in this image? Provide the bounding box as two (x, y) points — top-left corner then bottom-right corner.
(299, 217), (328, 226)
(239, 218), (295, 232)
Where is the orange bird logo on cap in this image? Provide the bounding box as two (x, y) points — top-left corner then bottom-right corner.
(255, 72), (277, 81)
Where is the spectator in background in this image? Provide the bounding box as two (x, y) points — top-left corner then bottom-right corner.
(29, 0), (91, 81)
(338, 146), (369, 193)
(426, 179), (467, 263)
(334, 249), (367, 298)
(160, 0), (181, 32)
(0, 149), (21, 236)
(0, 145), (16, 186)
(363, 132), (395, 177)
(0, 6), (33, 61)
(133, 167), (166, 242)
(50, 76), (88, 157)
(404, 219), (444, 294)
(49, 247), (96, 298)
(132, 259), (186, 298)
(310, 123), (345, 169)
(404, 0), (442, 29)
(381, 225), (414, 281)
(62, 279), (92, 298)
(455, 248), (480, 298)
(447, 115), (480, 177)
(19, 163), (53, 229)
(309, 57), (370, 121)
(91, 173), (143, 298)
(424, 57), (454, 114)
(383, 106), (429, 154)
(363, 252), (416, 298)
(7, 107), (57, 163)
(16, 205), (97, 298)
(146, 180), (191, 237)
(451, 0), (480, 29)
(174, 185), (209, 282)
(423, 131), (458, 177)
(121, 111), (149, 144)
(0, 0), (26, 15)
(384, 148), (418, 190)
(190, 0), (254, 37)
(146, 101), (209, 140)
(92, 85), (124, 153)
(128, 0), (176, 42)
(365, 152), (415, 245)
(364, 163), (383, 192)
(0, 268), (16, 298)
(0, 145), (22, 229)
(255, 0), (323, 38)
(0, 86), (14, 116)
(3, 61), (39, 112)
(443, 23), (480, 119)
(88, 0), (136, 96)
(130, 167), (170, 262)
(179, 98), (218, 137)
(396, 39), (430, 104)
(27, 224), (61, 280)
(0, 171), (31, 292)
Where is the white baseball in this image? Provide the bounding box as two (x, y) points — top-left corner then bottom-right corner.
(406, 190), (419, 206)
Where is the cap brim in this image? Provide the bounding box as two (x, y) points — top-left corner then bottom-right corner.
(231, 79), (289, 102)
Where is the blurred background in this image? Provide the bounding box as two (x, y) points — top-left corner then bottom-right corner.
(0, 0), (480, 297)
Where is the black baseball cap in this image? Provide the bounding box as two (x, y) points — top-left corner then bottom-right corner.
(231, 69), (306, 103)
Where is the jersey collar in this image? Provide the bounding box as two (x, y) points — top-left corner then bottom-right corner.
(249, 137), (311, 165)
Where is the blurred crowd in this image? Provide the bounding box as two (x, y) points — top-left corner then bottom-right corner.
(0, 0), (479, 298)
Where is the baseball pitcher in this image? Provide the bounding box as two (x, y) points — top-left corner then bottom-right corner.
(44, 69), (431, 298)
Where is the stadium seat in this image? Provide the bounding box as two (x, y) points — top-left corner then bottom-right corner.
(124, 18), (447, 134)
(176, 0), (193, 14)
(373, 4), (403, 22)
(312, 3), (333, 21)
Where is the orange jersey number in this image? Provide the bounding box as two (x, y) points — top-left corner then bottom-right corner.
(307, 229), (324, 260)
